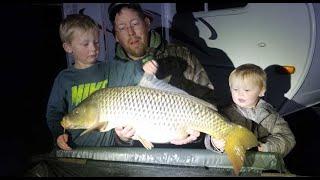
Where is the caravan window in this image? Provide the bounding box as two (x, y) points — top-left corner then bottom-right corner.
(207, 3), (247, 11)
(176, 3), (204, 13)
(176, 3), (247, 13)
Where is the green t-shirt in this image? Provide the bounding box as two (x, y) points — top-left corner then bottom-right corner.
(46, 60), (143, 147)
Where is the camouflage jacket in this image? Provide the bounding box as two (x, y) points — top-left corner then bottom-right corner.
(207, 99), (296, 157)
(114, 31), (216, 106)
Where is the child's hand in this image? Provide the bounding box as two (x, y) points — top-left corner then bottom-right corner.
(57, 134), (72, 151)
(257, 144), (266, 152)
(211, 136), (225, 152)
(143, 60), (158, 75)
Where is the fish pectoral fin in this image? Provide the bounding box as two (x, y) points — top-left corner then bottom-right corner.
(80, 122), (106, 136)
(132, 134), (154, 150)
(100, 121), (113, 132)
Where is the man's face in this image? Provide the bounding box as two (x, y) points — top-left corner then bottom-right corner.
(114, 7), (150, 60)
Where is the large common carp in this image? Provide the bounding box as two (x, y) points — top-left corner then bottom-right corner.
(61, 75), (258, 175)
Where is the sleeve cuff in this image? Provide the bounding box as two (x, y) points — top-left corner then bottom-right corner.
(204, 135), (224, 153)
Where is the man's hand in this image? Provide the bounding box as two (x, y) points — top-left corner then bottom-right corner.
(115, 125), (135, 142)
(143, 60), (158, 75)
(170, 129), (200, 145)
(57, 134), (72, 151)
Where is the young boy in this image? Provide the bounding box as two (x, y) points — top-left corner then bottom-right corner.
(205, 63), (296, 157)
(46, 14), (157, 151)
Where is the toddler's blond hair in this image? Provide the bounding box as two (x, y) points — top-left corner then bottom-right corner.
(229, 63), (266, 91)
(59, 14), (98, 43)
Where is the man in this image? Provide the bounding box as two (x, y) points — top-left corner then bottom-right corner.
(108, 3), (216, 148)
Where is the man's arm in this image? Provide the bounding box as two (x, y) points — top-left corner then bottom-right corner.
(167, 45), (214, 90)
(107, 60), (145, 145)
(108, 60), (145, 87)
(114, 126), (135, 146)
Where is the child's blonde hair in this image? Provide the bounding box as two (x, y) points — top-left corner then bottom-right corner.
(229, 63), (267, 91)
(59, 14), (98, 43)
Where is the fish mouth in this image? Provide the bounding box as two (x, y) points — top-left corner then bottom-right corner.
(61, 117), (69, 129)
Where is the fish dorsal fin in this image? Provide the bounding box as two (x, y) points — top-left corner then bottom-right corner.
(138, 74), (189, 95)
(80, 121), (106, 136)
(138, 74), (217, 111)
(185, 95), (218, 111)
(162, 75), (172, 83)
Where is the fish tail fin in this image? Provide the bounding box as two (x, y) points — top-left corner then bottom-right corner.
(224, 124), (258, 175)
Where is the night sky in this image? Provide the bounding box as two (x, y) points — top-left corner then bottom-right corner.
(0, 3), (319, 177)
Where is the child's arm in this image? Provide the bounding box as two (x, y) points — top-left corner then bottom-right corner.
(46, 75), (71, 150)
(258, 113), (296, 157)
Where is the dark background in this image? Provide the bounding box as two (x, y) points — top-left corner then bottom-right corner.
(1, 3), (65, 176)
(0, 3), (319, 176)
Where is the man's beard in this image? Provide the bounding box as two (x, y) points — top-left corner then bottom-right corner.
(126, 39), (148, 58)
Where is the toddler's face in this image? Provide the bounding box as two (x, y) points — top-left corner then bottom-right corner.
(230, 79), (265, 108)
(67, 28), (100, 69)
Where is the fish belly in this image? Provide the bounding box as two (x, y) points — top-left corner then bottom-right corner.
(134, 126), (189, 143)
